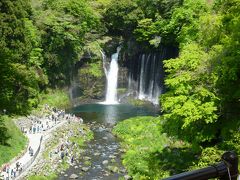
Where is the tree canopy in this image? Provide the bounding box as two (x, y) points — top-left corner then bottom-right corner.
(0, 0), (103, 114)
(160, 0), (240, 147)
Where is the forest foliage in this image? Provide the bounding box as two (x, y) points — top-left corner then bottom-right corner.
(0, 116), (27, 166)
(161, 0), (240, 148)
(0, 0), (103, 114)
(0, 0), (104, 149)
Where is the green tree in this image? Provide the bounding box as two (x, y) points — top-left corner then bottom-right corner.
(104, 0), (144, 37)
(0, 117), (9, 145)
(79, 60), (104, 98)
(160, 0), (240, 147)
(0, 0), (41, 114)
(134, 0), (208, 46)
(33, 0), (101, 87)
(161, 43), (219, 144)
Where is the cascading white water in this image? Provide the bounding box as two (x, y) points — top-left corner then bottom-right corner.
(100, 50), (108, 77)
(139, 54), (152, 100)
(138, 54), (145, 99)
(104, 47), (121, 104)
(128, 49), (166, 105)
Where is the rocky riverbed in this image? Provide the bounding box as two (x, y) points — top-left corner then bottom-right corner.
(58, 122), (130, 180)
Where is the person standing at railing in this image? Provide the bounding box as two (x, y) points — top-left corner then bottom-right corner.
(71, 155), (74, 164)
(60, 151), (64, 160)
(10, 168), (13, 178)
(7, 170), (10, 180)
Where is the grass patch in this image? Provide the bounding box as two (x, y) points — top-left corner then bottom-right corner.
(28, 173), (57, 180)
(127, 98), (148, 106)
(38, 89), (71, 109)
(0, 116), (27, 167)
(59, 159), (70, 170)
(69, 128), (93, 147)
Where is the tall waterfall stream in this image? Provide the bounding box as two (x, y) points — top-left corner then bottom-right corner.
(104, 47), (121, 104)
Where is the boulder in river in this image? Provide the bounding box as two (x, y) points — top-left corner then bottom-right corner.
(84, 156), (91, 160)
(82, 167), (90, 172)
(124, 175), (132, 180)
(110, 159), (116, 163)
(108, 165), (119, 173)
(94, 152), (101, 156)
(69, 173), (79, 179)
(102, 160), (109, 165)
(98, 127), (105, 132)
(109, 155), (116, 159)
(120, 168), (127, 173)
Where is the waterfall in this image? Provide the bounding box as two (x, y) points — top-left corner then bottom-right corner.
(128, 48), (166, 105)
(138, 54), (145, 99)
(103, 47), (121, 104)
(139, 54), (152, 100)
(100, 50), (108, 77)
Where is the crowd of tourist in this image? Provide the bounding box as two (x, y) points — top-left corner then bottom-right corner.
(0, 105), (83, 180)
(1, 162), (22, 179)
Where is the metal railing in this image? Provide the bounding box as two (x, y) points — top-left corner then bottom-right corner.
(163, 151), (238, 180)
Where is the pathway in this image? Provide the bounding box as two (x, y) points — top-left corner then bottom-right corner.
(16, 119), (68, 180)
(0, 111), (68, 180)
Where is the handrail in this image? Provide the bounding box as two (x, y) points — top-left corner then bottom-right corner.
(163, 151), (238, 180)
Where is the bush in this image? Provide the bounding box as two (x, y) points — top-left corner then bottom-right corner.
(113, 116), (169, 179)
(0, 116), (27, 166)
(38, 89), (71, 109)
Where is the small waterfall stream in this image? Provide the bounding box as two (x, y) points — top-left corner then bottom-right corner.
(128, 48), (166, 105)
(100, 50), (108, 77)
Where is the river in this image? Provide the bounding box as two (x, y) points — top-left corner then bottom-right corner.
(58, 103), (158, 180)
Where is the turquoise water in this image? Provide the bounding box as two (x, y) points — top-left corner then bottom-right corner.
(70, 103), (158, 125)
